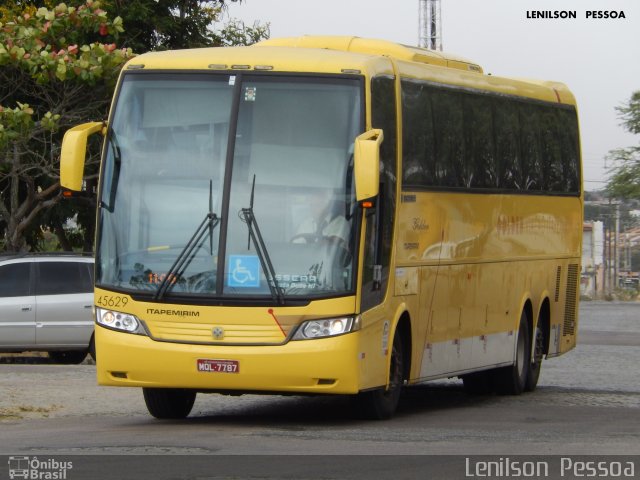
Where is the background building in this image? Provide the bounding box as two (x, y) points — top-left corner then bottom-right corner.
(582, 221), (604, 298)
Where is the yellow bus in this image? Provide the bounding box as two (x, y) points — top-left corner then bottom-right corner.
(61, 36), (582, 420)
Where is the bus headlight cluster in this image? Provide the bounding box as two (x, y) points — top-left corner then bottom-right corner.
(96, 308), (146, 335)
(292, 316), (360, 340)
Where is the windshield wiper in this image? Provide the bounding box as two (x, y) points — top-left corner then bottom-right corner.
(154, 181), (219, 300)
(241, 175), (285, 305)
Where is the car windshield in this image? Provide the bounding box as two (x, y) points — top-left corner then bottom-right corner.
(96, 73), (363, 302)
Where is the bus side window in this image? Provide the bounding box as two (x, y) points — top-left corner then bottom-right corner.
(464, 94), (495, 189)
(519, 104), (545, 191)
(557, 108), (581, 194)
(401, 79), (435, 187)
(431, 89), (464, 188)
(495, 99), (521, 190)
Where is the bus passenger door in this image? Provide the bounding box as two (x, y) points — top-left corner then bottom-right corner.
(357, 74), (398, 390)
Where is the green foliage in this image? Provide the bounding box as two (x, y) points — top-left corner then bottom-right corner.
(606, 147), (640, 199)
(1, 0), (268, 252)
(606, 91), (640, 200)
(89, 1), (269, 52)
(0, 1), (134, 252)
(616, 91), (640, 135)
(212, 17), (270, 47)
(0, 3), (131, 84)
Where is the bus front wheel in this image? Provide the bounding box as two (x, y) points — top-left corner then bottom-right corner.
(352, 330), (404, 420)
(143, 388), (196, 419)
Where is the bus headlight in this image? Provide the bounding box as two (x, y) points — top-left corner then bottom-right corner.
(96, 308), (147, 335)
(292, 316), (360, 340)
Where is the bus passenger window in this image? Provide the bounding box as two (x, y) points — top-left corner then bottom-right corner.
(431, 90), (464, 188)
(463, 95), (495, 189)
(401, 80), (436, 187)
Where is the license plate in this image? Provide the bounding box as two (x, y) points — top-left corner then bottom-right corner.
(197, 359), (239, 374)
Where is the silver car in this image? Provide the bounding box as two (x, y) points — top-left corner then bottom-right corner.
(0, 254), (94, 364)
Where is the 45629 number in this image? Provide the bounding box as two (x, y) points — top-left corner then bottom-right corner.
(96, 295), (129, 308)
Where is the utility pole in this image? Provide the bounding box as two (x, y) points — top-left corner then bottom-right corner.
(615, 202), (620, 288)
(602, 219), (607, 296)
(419, 0), (442, 50)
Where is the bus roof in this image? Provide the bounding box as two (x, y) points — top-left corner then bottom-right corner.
(123, 43), (395, 77)
(257, 36), (484, 74)
(124, 35), (576, 106)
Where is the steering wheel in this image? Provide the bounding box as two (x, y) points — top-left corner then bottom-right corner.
(289, 232), (322, 244)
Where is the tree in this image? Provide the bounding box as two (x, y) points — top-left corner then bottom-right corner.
(77, 1), (269, 53)
(606, 91), (640, 200)
(1, 1), (268, 252)
(0, 2), (134, 252)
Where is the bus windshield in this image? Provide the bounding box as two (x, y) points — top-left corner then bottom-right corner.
(96, 73), (363, 302)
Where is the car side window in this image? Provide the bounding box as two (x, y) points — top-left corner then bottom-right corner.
(0, 263), (31, 297)
(81, 263), (94, 291)
(36, 262), (92, 295)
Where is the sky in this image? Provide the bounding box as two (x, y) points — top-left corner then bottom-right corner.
(225, 0), (640, 190)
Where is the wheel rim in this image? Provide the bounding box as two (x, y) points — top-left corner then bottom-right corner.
(533, 327), (544, 364)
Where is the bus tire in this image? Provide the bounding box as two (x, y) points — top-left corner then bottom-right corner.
(491, 311), (530, 395)
(143, 388), (196, 419)
(352, 330), (404, 420)
(525, 325), (544, 392)
(88, 335), (96, 362)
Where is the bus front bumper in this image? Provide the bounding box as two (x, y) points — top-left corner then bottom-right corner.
(95, 325), (362, 394)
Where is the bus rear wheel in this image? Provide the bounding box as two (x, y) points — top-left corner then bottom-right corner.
(352, 330), (404, 420)
(491, 311), (530, 395)
(525, 325), (544, 391)
(143, 388), (196, 419)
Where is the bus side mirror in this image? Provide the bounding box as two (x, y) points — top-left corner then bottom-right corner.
(60, 122), (104, 191)
(353, 129), (383, 202)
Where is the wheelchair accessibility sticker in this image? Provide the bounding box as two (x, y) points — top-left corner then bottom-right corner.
(227, 255), (260, 288)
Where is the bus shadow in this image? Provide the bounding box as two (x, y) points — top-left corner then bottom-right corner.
(176, 380), (502, 427)
(397, 382), (498, 415)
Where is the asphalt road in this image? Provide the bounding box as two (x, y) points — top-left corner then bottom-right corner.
(1, 301), (639, 479)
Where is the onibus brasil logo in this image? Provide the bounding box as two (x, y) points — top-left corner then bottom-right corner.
(8, 456), (73, 479)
